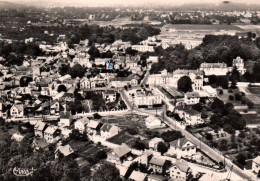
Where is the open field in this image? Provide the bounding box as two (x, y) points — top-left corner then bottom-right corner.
(163, 24), (243, 31)
(247, 87), (260, 94)
(87, 17), (161, 28)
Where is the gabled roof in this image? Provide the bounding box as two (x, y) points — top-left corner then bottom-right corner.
(87, 120), (100, 129)
(147, 174), (166, 181)
(34, 138), (48, 148)
(129, 171), (147, 181)
(170, 137), (194, 149)
(146, 115), (161, 124)
(116, 165), (128, 177)
(44, 125), (58, 134)
(175, 159), (189, 172)
(60, 111), (71, 119)
(56, 144), (74, 157)
(113, 144), (131, 158)
(12, 104), (24, 112)
(149, 156), (166, 166)
(76, 117), (89, 125)
(185, 92), (200, 98)
(103, 90), (116, 95)
(101, 123), (116, 132)
(253, 155), (260, 165)
(34, 121), (46, 131)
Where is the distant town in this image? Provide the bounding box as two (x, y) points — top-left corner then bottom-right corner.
(0, 1), (260, 181)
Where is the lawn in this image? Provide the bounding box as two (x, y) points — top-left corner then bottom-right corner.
(107, 131), (134, 145)
(247, 87), (260, 94)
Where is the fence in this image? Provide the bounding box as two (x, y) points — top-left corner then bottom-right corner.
(74, 109), (130, 118)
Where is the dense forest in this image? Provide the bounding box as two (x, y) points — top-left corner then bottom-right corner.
(0, 24), (160, 46)
(149, 34), (260, 82)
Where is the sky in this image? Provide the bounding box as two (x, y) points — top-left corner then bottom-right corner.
(7, 0), (260, 7)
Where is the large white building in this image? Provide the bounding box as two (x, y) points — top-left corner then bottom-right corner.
(233, 57), (246, 75)
(147, 69), (204, 92)
(147, 69), (172, 86)
(135, 88), (162, 108)
(199, 62), (228, 76)
(132, 45), (155, 52)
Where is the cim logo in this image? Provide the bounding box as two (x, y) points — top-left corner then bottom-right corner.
(107, 60), (113, 69)
(13, 167), (37, 177)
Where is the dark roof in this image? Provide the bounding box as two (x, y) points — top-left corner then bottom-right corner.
(60, 111), (71, 119)
(101, 123), (113, 132)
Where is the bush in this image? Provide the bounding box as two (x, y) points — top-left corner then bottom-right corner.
(228, 89), (233, 93)
(229, 95), (234, 101)
(126, 128), (138, 135)
(93, 113), (102, 119)
(219, 90), (223, 95)
(235, 93), (242, 101)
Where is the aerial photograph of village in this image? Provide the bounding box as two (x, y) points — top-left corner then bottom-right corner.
(0, 0), (260, 180)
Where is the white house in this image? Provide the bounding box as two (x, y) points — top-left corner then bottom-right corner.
(145, 115), (162, 129)
(184, 92), (200, 105)
(135, 88), (162, 108)
(132, 45), (155, 52)
(233, 57), (246, 75)
(74, 117), (89, 133)
(169, 159), (190, 181)
(149, 137), (164, 150)
(175, 107), (203, 125)
(44, 126), (60, 143)
(102, 90), (117, 103)
(10, 104), (24, 118)
(147, 56), (159, 63)
(58, 111), (72, 127)
(252, 155), (260, 175)
(55, 144), (74, 159)
(202, 85), (217, 98)
(34, 121), (47, 137)
(168, 138), (196, 158)
(100, 123), (119, 140)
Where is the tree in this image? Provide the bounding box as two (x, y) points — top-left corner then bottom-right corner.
(205, 133), (213, 140)
(235, 93), (242, 101)
(132, 139), (146, 151)
(236, 153), (246, 166)
(177, 76), (192, 93)
(93, 163), (122, 181)
(80, 165), (91, 179)
(70, 129), (88, 141)
(192, 103), (203, 112)
(157, 142), (168, 154)
(57, 84), (67, 92)
(211, 98), (224, 113)
(93, 113), (102, 119)
(229, 95), (234, 101)
(161, 130), (183, 142)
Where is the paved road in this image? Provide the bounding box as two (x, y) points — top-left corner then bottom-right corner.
(140, 71), (150, 85)
(130, 104), (257, 180)
(162, 113), (257, 181)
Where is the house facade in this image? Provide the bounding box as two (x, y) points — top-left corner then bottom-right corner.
(168, 138), (196, 158)
(10, 104), (24, 118)
(100, 123), (119, 140)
